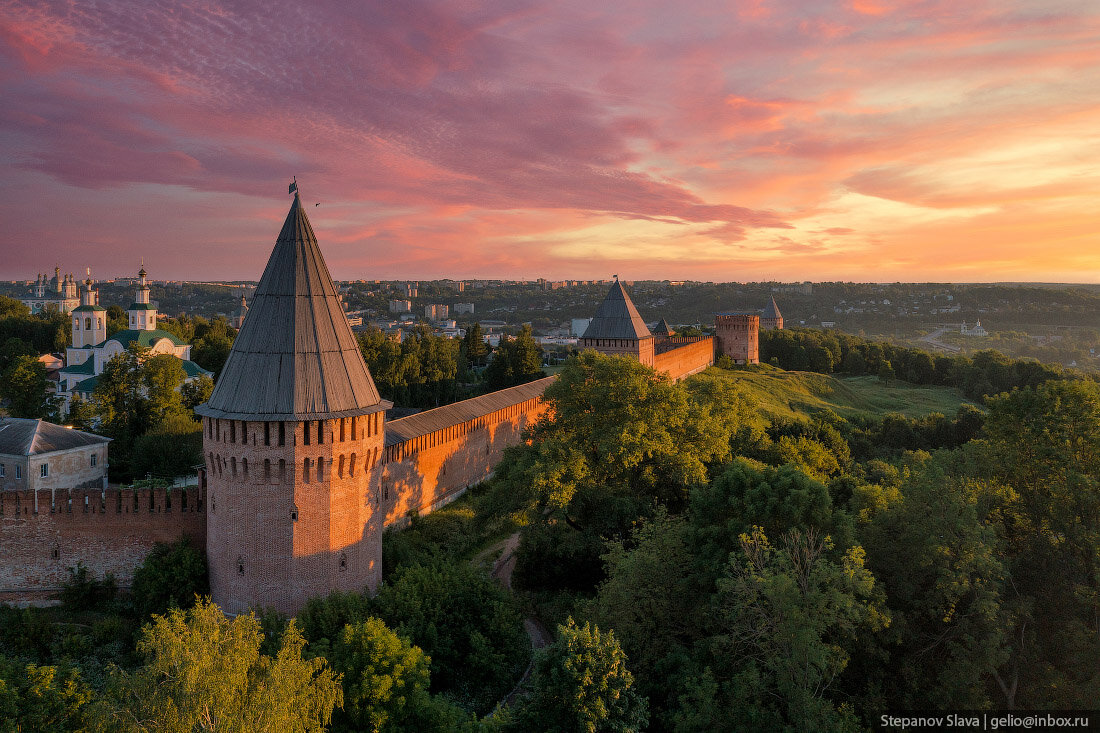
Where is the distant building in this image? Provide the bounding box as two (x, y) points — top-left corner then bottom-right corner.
(56, 268), (210, 409)
(761, 297), (784, 330)
(715, 313), (760, 364)
(22, 267), (80, 314)
(232, 290), (249, 329)
(425, 304), (449, 321)
(570, 318), (592, 337)
(454, 303), (475, 315)
(0, 418), (111, 492)
(579, 279), (655, 366)
(961, 321), (987, 337)
(389, 300), (412, 314)
(404, 282), (418, 298)
(652, 319), (675, 337)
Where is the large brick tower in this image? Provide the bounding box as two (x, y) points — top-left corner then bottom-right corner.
(196, 189), (391, 615)
(715, 313), (760, 364)
(579, 278), (655, 366)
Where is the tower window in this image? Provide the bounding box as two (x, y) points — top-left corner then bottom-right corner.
(303, 422), (310, 445)
(303, 458), (311, 483)
(230, 421), (236, 444)
(317, 459), (324, 482)
(85, 317), (91, 330)
(264, 422), (270, 446)
(338, 455), (345, 478)
(237, 557), (245, 575)
(90, 454), (97, 467)
(278, 421), (285, 446)
(242, 458), (248, 477)
(97, 318), (102, 329)
(264, 459), (271, 482)
(350, 454), (357, 477)
(40, 463), (49, 478)
(231, 457), (237, 477)
(279, 459), (286, 480)
(291, 507), (298, 521)
(317, 420), (324, 444)
(241, 422), (247, 445)
(339, 553), (347, 572)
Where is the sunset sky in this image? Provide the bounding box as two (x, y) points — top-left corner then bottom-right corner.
(2, 0), (1099, 283)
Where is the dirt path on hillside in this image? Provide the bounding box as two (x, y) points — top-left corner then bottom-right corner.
(484, 531), (553, 712)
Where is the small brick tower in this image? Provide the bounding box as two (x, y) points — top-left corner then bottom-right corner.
(761, 297), (784, 330)
(196, 187), (391, 615)
(715, 313), (760, 364)
(579, 277), (655, 366)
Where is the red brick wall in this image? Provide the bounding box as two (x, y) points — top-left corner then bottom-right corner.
(654, 337), (715, 381)
(0, 486), (206, 605)
(382, 394), (550, 527)
(204, 414), (387, 616)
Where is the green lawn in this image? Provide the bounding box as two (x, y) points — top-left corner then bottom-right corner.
(693, 366), (976, 420)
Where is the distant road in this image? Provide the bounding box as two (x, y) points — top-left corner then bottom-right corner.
(920, 327), (962, 353)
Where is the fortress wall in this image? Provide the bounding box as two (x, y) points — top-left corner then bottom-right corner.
(653, 336), (715, 381)
(0, 485), (206, 604)
(381, 377), (555, 527)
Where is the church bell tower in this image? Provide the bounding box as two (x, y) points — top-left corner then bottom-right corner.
(196, 186), (391, 616)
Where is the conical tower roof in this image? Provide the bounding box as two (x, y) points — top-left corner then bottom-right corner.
(763, 297), (783, 319)
(581, 280), (651, 340)
(197, 192), (387, 420)
(652, 318), (674, 337)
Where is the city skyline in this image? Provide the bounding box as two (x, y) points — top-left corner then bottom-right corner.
(2, 0), (1099, 283)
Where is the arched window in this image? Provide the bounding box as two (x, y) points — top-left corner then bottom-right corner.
(242, 458), (248, 477)
(350, 453), (357, 477)
(97, 318), (102, 329)
(317, 459), (324, 482)
(231, 457), (237, 477)
(338, 455), (345, 478)
(85, 317), (91, 330)
(74, 319), (80, 330)
(279, 458), (286, 480)
(264, 459), (271, 482)
(303, 458), (311, 483)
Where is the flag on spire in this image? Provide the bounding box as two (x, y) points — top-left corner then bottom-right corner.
(289, 176), (298, 195)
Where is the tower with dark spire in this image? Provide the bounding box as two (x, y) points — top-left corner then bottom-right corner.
(579, 278), (655, 366)
(196, 186), (391, 615)
(71, 277), (107, 348)
(761, 297), (784, 330)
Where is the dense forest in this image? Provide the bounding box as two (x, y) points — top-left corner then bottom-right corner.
(4, 343), (1099, 730)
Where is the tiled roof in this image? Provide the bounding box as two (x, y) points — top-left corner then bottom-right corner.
(197, 192), (388, 421)
(182, 360), (212, 377)
(106, 329), (186, 348)
(72, 304), (107, 313)
(59, 359), (96, 376)
(74, 375), (99, 394)
(385, 376), (554, 446)
(763, 297), (783, 319)
(581, 280), (651, 340)
(0, 418), (110, 457)
(128, 303), (157, 311)
(653, 318), (674, 336)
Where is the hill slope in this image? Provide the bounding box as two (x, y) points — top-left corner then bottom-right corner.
(693, 366), (974, 420)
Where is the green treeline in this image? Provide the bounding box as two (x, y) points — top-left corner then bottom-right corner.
(482, 352), (1100, 728)
(760, 327), (1080, 398)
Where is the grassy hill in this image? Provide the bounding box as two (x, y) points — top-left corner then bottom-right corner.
(695, 365), (975, 420)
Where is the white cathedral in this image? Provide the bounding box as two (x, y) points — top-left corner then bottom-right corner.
(56, 267), (211, 409)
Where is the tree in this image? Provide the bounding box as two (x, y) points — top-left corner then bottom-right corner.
(129, 537), (209, 619)
(0, 354), (55, 418)
(91, 599), (341, 733)
(180, 373), (214, 411)
(372, 563), (529, 715)
(0, 656), (92, 732)
(460, 322), (488, 367)
(506, 619), (648, 733)
(131, 413), (203, 479)
(329, 618), (468, 733)
(64, 394), (97, 430)
(711, 527), (885, 732)
(483, 325), (545, 391)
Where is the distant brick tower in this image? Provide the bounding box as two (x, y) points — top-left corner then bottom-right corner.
(579, 278), (655, 366)
(761, 297), (784, 330)
(715, 313), (760, 364)
(196, 188), (391, 616)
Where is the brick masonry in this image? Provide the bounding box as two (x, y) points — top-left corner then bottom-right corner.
(0, 336), (736, 610)
(0, 485), (206, 604)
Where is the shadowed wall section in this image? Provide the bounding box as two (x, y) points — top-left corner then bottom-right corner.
(0, 486), (206, 605)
